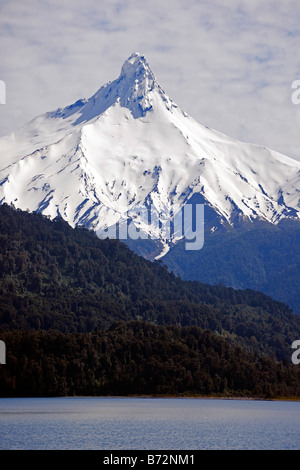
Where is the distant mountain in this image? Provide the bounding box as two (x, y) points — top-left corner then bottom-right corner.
(0, 53), (299, 260)
(157, 217), (300, 315)
(0, 53), (299, 316)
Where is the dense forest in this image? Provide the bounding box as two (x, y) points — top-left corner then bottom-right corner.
(0, 204), (300, 397)
(1, 321), (300, 398)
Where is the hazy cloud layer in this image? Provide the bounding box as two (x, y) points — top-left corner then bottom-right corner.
(1, 0), (300, 160)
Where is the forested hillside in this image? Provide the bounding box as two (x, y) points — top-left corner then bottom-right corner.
(1, 322), (300, 398)
(0, 204), (300, 398)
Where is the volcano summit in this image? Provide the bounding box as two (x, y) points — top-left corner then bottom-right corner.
(0, 53), (299, 259)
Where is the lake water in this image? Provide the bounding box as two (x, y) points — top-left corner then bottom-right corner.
(0, 397), (299, 450)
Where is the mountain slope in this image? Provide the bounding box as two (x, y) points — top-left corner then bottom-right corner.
(0, 53), (299, 259)
(161, 217), (300, 315)
(1, 204), (300, 362)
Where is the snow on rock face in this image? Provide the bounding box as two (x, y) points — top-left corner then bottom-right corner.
(0, 53), (300, 257)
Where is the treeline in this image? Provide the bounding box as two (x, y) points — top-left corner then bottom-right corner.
(0, 204), (300, 362)
(1, 321), (300, 398)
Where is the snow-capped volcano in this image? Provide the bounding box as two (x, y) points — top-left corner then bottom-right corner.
(0, 52), (300, 257)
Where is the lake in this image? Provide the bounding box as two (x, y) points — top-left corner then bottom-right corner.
(0, 397), (299, 450)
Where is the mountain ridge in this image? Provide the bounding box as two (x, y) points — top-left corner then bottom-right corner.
(0, 52), (299, 259)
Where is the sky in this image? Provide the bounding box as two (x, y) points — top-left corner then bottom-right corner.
(1, 0), (300, 161)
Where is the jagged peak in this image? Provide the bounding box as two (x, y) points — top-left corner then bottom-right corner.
(116, 52), (158, 115)
(88, 52), (171, 119)
(48, 53), (173, 123)
(119, 53), (155, 84)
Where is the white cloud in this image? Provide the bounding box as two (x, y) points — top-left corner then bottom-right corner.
(0, 0), (300, 160)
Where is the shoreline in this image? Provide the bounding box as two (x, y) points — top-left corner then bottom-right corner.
(2, 394), (300, 402)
